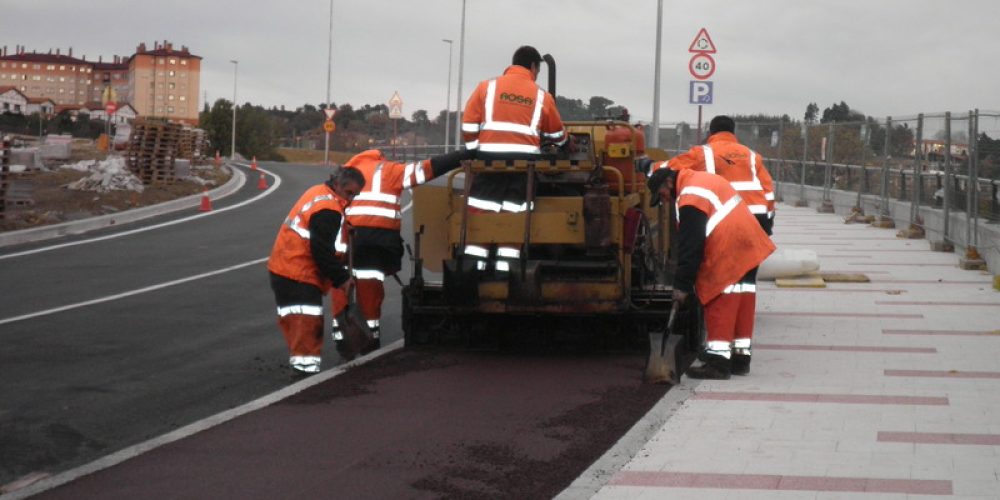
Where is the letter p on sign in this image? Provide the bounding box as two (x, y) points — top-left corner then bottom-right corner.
(689, 81), (713, 104)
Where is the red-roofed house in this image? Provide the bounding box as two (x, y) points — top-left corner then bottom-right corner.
(0, 85), (28, 114)
(26, 96), (56, 116)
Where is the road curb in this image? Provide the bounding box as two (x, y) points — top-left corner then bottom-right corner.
(0, 340), (404, 499)
(0, 164), (245, 248)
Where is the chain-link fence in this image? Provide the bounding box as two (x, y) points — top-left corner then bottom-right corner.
(653, 110), (1000, 267)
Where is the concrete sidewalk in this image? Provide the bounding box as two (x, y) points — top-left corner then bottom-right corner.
(568, 203), (1000, 499)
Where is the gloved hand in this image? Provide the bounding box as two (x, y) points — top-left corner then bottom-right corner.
(635, 157), (654, 174)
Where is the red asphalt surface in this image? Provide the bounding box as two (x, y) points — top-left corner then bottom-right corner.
(31, 348), (668, 500)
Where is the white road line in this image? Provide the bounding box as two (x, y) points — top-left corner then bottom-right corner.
(0, 165), (281, 261)
(0, 257), (267, 327)
(3, 339), (405, 500)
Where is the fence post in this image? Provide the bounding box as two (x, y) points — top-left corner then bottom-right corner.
(855, 123), (869, 212)
(931, 113), (953, 250)
(775, 120), (784, 202)
(797, 123), (808, 206)
(874, 116), (895, 227)
(901, 114), (925, 239)
(959, 109), (987, 269)
(818, 122), (835, 212)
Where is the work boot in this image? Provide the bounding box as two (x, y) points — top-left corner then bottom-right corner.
(731, 354), (751, 376)
(686, 353), (731, 380)
(360, 337), (381, 355)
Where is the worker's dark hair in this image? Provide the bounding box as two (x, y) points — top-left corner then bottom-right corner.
(646, 168), (678, 207)
(328, 165), (366, 189)
(511, 45), (543, 69)
(709, 115), (736, 135)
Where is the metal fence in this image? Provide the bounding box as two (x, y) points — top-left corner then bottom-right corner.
(659, 111), (1000, 249)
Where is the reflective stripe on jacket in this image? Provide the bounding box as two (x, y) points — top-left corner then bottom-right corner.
(461, 65), (565, 154)
(267, 183), (348, 289)
(675, 169), (775, 304)
(653, 132), (776, 216)
(344, 149), (433, 231)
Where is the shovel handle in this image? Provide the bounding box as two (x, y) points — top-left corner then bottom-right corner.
(667, 300), (680, 331)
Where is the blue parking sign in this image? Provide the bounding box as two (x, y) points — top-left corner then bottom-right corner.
(689, 81), (713, 104)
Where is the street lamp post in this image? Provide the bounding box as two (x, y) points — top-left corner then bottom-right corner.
(230, 59), (238, 161)
(324, 0), (333, 166)
(454, 0), (466, 150)
(442, 39), (453, 152)
(651, 0), (663, 148)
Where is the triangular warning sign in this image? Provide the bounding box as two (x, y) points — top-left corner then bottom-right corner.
(688, 28), (717, 54)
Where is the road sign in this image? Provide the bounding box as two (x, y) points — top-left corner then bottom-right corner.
(689, 53), (716, 80)
(688, 28), (717, 53)
(105, 102), (117, 115)
(324, 120), (335, 133)
(388, 91), (403, 119)
(324, 108), (336, 120)
(689, 81), (713, 104)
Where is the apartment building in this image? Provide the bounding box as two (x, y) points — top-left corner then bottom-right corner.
(128, 41), (201, 125)
(0, 41), (201, 125)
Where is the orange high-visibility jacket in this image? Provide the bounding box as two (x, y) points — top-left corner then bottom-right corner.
(462, 65), (566, 154)
(344, 150), (434, 231)
(267, 183), (349, 290)
(654, 132), (775, 217)
(675, 169), (776, 304)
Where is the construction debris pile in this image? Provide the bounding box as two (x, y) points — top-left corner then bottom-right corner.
(126, 118), (180, 184)
(63, 157), (144, 193)
(177, 127), (209, 164)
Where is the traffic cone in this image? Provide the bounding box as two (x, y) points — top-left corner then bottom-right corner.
(257, 173), (268, 190)
(199, 188), (213, 211)
(251, 156), (258, 170)
(214, 150), (221, 167)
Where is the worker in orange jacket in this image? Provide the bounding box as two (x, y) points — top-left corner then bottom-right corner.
(333, 148), (473, 351)
(268, 167), (365, 378)
(647, 166), (775, 379)
(651, 115), (776, 235)
(460, 45), (566, 274)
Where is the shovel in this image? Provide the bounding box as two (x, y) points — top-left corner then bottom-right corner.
(335, 228), (375, 361)
(643, 301), (684, 385)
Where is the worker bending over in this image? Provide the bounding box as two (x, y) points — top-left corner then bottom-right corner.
(334, 148), (473, 351)
(647, 166), (775, 379)
(651, 115), (775, 234)
(268, 167), (365, 377)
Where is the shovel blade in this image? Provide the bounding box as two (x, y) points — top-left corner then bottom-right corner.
(644, 331), (684, 385)
(336, 304), (375, 361)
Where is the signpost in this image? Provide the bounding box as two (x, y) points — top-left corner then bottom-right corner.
(102, 87), (118, 151)
(323, 108), (336, 164)
(388, 91), (403, 158)
(687, 28), (717, 143)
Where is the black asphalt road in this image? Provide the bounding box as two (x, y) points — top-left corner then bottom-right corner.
(0, 162), (411, 486)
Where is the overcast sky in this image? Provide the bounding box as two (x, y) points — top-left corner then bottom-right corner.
(5, 0), (999, 129)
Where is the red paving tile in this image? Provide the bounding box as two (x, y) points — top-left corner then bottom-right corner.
(755, 344), (935, 353)
(763, 288), (908, 293)
(878, 431), (1000, 446)
(884, 369), (1000, 379)
(873, 279), (993, 284)
(758, 311), (923, 319)
(691, 392), (949, 406)
(875, 300), (1000, 307)
(610, 471), (952, 495)
(849, 262), (956, 266)
(883, 329), (1000, 336)
(819, 269), (892, 274)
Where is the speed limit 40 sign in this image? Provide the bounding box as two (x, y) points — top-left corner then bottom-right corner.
(688, 53), (716, 80)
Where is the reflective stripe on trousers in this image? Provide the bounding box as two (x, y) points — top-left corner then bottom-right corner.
(706, 340), (732, 359)
(289, 355), (321, 373)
